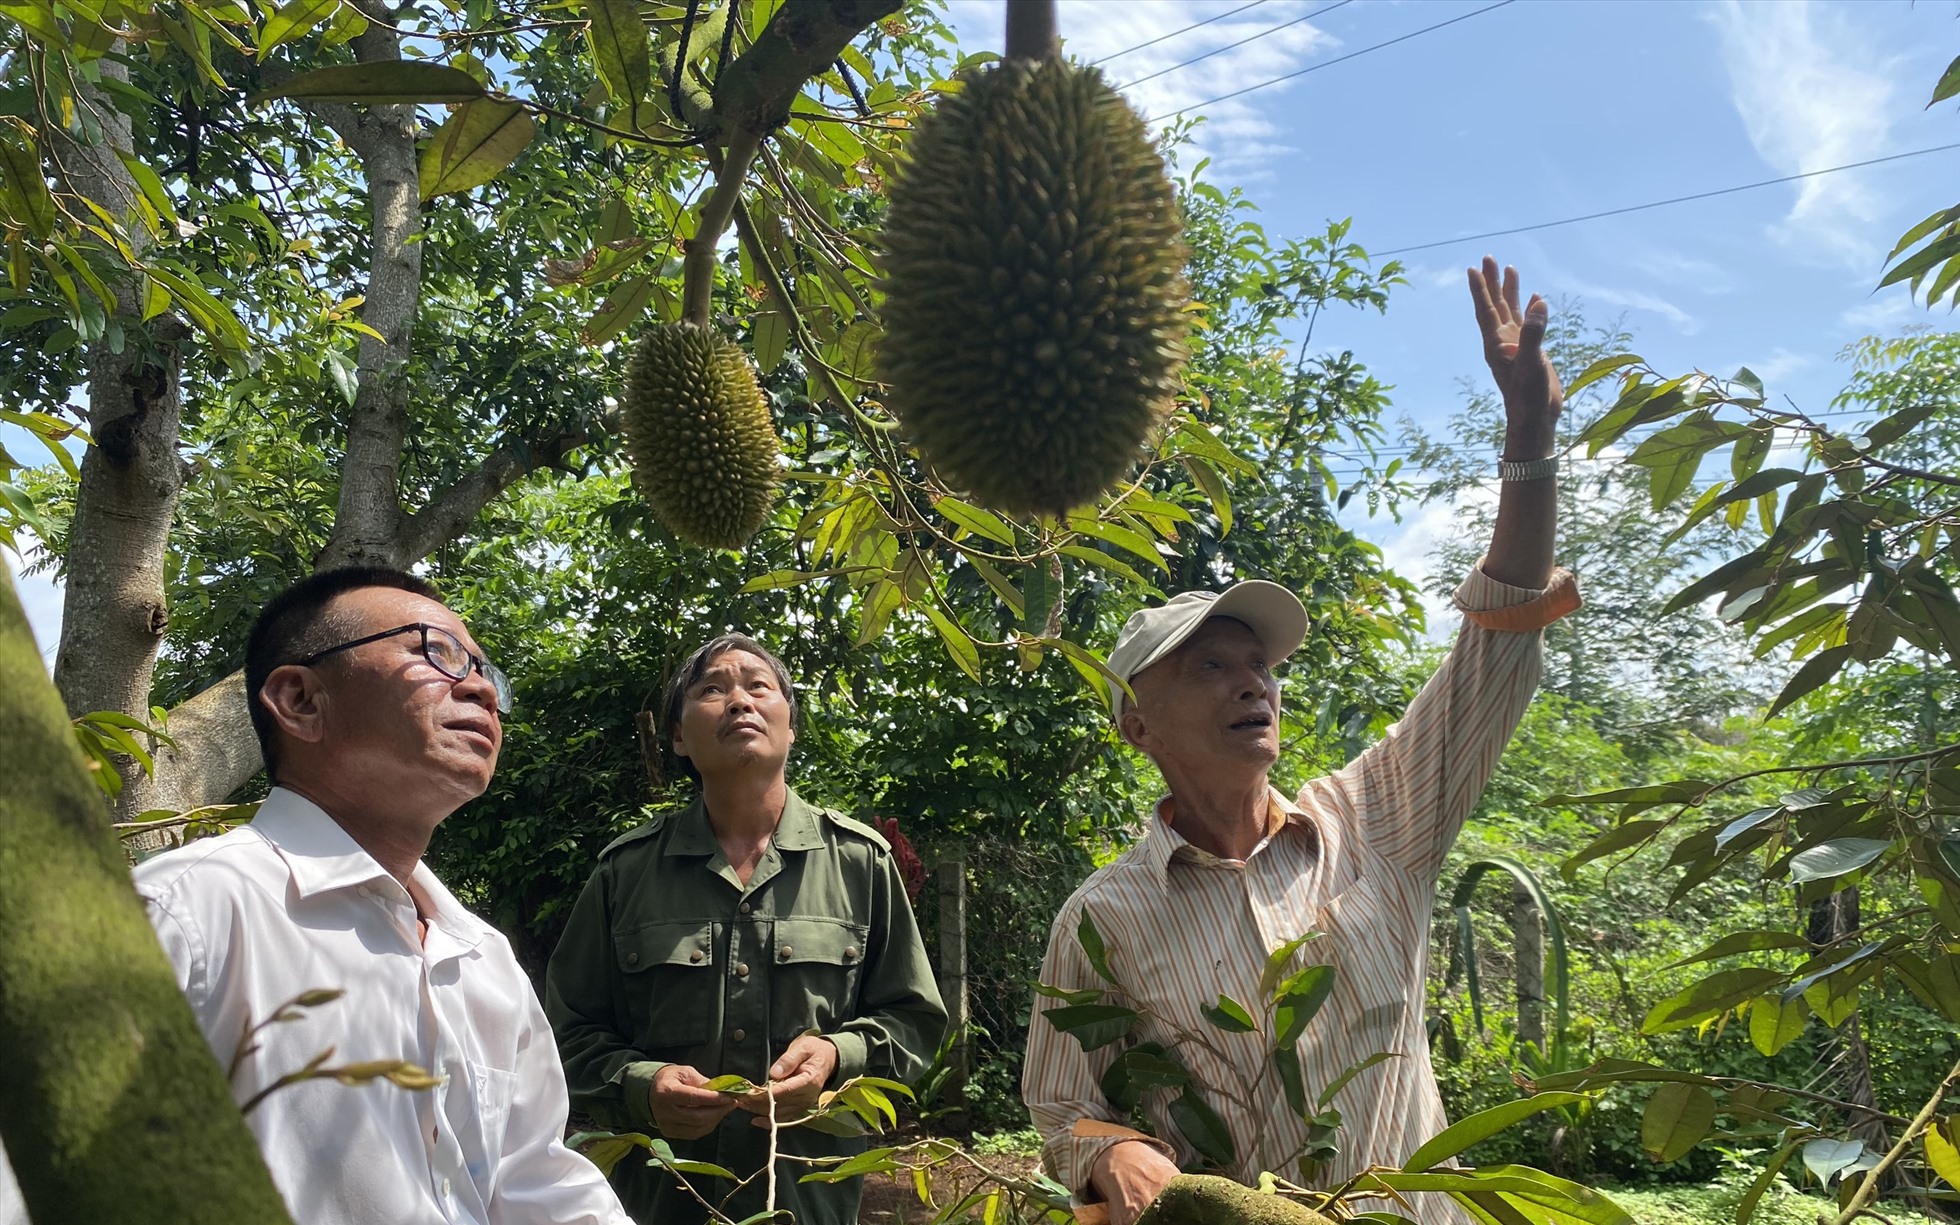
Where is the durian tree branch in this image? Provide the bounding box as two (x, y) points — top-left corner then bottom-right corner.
(396, 414), (616, 563)
(705, 0), (904, 140)
(0, 567), (296, 1225)
(1003, 0), (1058, 62)
(682, 129), (762, 326)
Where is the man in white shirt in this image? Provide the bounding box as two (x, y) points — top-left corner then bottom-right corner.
(128, 567), (631, 1225)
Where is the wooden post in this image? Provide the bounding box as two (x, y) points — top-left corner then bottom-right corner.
(1512, 879), (1545, 1055)
(936, 857), (969, 1127)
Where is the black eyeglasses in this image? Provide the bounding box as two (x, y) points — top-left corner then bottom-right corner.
(298, 623), (513, 714)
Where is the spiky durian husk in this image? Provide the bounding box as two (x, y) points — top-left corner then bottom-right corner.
(620, 322), (780, 549)
(1136, 1175), (1335, 1225)
(878, 56), (1190, 516)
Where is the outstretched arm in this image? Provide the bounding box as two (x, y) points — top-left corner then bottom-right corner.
(1470, 256), (1561, 590)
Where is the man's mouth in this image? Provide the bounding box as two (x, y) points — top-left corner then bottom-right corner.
(445, 719), (497, 746)
(1229, 713), (1273, 731)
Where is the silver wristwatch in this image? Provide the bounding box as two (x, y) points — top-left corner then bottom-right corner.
(1497, 455), (1559, 482)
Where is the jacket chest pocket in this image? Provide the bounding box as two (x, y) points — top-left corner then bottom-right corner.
(768, 917), (868, 1041)
(614, 919), (717, 1050)
(1315, 877), (1411, 1044)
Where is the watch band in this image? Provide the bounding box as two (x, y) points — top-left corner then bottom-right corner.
(1497, 455), (1559, 482)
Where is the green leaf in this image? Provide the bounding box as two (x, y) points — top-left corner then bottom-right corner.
(1259, 932), (1320, 998)
(1641, 1082), (1714, 1163)
(751, 311), (787, 374)
(1318, 1051), (1399, 1110)
(257, 0), (337, 55)
(1736, 1142), (1801, 1225)
(419, 98), (535, 200)
(581, 274), (656, 346)
(935, 497), (1016, 546)
(1786, 837), (1890, 884)
(1100, 1045), (1189, 1111)
(322, 348), (357, 406)
(1076, 908), (1116, 984)
(1040, 1004), (1137, 1051)
(0, 120), (56, 239)
(922, 603), (980, 682)
(1560, 818), (1669, 880)
(1031, 981), (1102, 1006)
(1401, 1094), (1590, 1172)
(1200, 994), (1257, 1034)
(257, 61), (486, 104)
(1272, 963), (1336, 1047)
(1167, 1090), (1235, 1167)
(1066, 515), (1169, 572)
(1801, 1137), (1866, 1186)
(1931, 54), (1960, 105)
(1766, 644), (1852, 718)
(1563, 353), (1642, 400)
(1747, 992), (1809, 1057)
(1542, 781), (1712, 810)
(1662, 929), (1810, 971)
(585, 0), (650, 124)
(1184, 456), (1233, 535)
(1926, 1119), (1960, 1189)
(1642, 968), (1786, 1034)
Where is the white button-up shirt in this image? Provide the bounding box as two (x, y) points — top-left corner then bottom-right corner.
(130, 788), (631, 1225)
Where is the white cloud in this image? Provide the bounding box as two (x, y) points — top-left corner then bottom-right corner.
(1631, 249), (1736, 294)
(1709, 1), (1899, 268)
(1841, 286), (1928, 334)
(945, 0), (1339, 182)
(1558, 279), (1699, 333)
(1740, 347), (1812, 387)
(1352, 480), (1499, 640)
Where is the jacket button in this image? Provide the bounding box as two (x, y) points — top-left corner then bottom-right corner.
(779, 945), (793, 959)
(690, 950), (705, 964)
(844, 946), (858, 960)
(737, 963), (750, 977)
(731, 1028), (746, 1042)
(739, 902), (752, 914)
(626, 951), (640, 966)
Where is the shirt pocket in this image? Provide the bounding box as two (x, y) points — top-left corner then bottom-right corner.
(613, 919), (718, 1051)
(1316, 876), (1411, 1044)
(468, 1063), (518, 1160)
(767, 916), (869, 1043)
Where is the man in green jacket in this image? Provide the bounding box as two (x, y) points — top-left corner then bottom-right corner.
(546, 633), (945, 1225)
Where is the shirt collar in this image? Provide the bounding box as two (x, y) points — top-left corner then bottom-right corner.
(663, 787), (824, 856)
(1136, 786), (1312, 884)
(249, 788), (485, 950)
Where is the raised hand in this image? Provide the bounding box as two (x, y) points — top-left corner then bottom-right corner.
(1467, 255), (1562, 456)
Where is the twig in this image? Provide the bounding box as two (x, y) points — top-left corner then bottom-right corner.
(1826, 1053), (1960, 1225)
(682, 130), (762, 325)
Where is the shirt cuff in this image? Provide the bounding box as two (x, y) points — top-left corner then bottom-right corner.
(1064, 1120), (1176, 1205)
(826, 1030), (868, 1084)
(1453, 560), (1581, 633)
(620, 1060), (668, 1130)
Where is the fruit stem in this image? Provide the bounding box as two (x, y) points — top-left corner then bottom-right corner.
(683, 129), (763, 326)
(1003, 0), (1058, 62)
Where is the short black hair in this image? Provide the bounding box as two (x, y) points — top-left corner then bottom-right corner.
(661, 633), (798, 783)
(245, 566), (442, 777)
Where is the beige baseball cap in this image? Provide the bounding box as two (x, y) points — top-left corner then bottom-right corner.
(1105, 580), (1308, 713)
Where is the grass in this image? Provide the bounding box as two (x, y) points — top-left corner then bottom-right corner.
(1603, 1180), (1946, 1225)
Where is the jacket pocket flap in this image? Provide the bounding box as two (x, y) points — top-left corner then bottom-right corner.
(614, 919), (714, 971)
(772, 917), (869, 967)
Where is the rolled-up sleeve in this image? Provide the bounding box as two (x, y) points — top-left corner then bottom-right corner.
(1313, 561), (1575, 883)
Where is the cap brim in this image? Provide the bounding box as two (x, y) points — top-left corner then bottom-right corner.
(1111, 580), (1308, 711)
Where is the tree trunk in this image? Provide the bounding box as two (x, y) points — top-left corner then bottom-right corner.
(1512, 879), (1545, 1056)
(0, 565), (294, 1224)
(1808, 891), (1891, 1160)
(936, 857), (969, 1131)
(47, 55), (188, 811)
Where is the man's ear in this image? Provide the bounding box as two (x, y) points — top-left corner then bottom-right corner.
(258, 664), (330, 752)
(1118, 704), (1151, 753)
(670, 728), (692, 762)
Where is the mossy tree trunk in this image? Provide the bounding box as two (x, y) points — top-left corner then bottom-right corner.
(0, 566), (293, 1224)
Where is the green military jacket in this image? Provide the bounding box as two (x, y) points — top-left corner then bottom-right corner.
(545, 789), (946, 1225)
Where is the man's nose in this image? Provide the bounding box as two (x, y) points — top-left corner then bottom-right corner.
(454, 666), (499, 713)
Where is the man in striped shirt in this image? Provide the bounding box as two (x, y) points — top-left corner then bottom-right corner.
(1023, 259), (1581, 1225)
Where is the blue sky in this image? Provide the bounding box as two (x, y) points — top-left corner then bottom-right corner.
(10, 0), (1960, 655)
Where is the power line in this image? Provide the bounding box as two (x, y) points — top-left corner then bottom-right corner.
(1373, 142), (1960, 257)
(1090, 0), (1272, 66)
(1115, 1), (1352, 92)
(1146, 0), (1515, 123)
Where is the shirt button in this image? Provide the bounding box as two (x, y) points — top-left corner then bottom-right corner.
(731, 1028), (747, 1042)
(737, 963), (750, 977)
(626, 951), (640, 966)
(441, 1178), (452, 1197)
(739, 902), (752, 915)
(690, 949), (705, 964)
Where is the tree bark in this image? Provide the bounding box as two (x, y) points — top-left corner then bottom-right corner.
(935, 857), (969, 1132)
(0, 565), (294, 1224)
(48, 54), (188, 811)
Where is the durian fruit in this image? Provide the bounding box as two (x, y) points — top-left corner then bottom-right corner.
(877, 50), (1190, 516)
(620, 321), (781, 549)
(1135, 1174), (1335, 1225)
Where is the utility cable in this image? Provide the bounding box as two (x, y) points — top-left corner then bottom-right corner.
(1116, 1), (1352, 92)
(1146, 0), (1516, 123)
(1375, 141), (1960, 257)
(1089, 0), (1271, 66)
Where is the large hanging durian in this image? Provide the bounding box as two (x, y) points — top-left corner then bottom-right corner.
(620, 322), (780, 549)
(877, 4), (1190, 516)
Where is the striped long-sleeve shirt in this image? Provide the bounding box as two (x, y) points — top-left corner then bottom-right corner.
(1023, 564), (1572, 1225)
